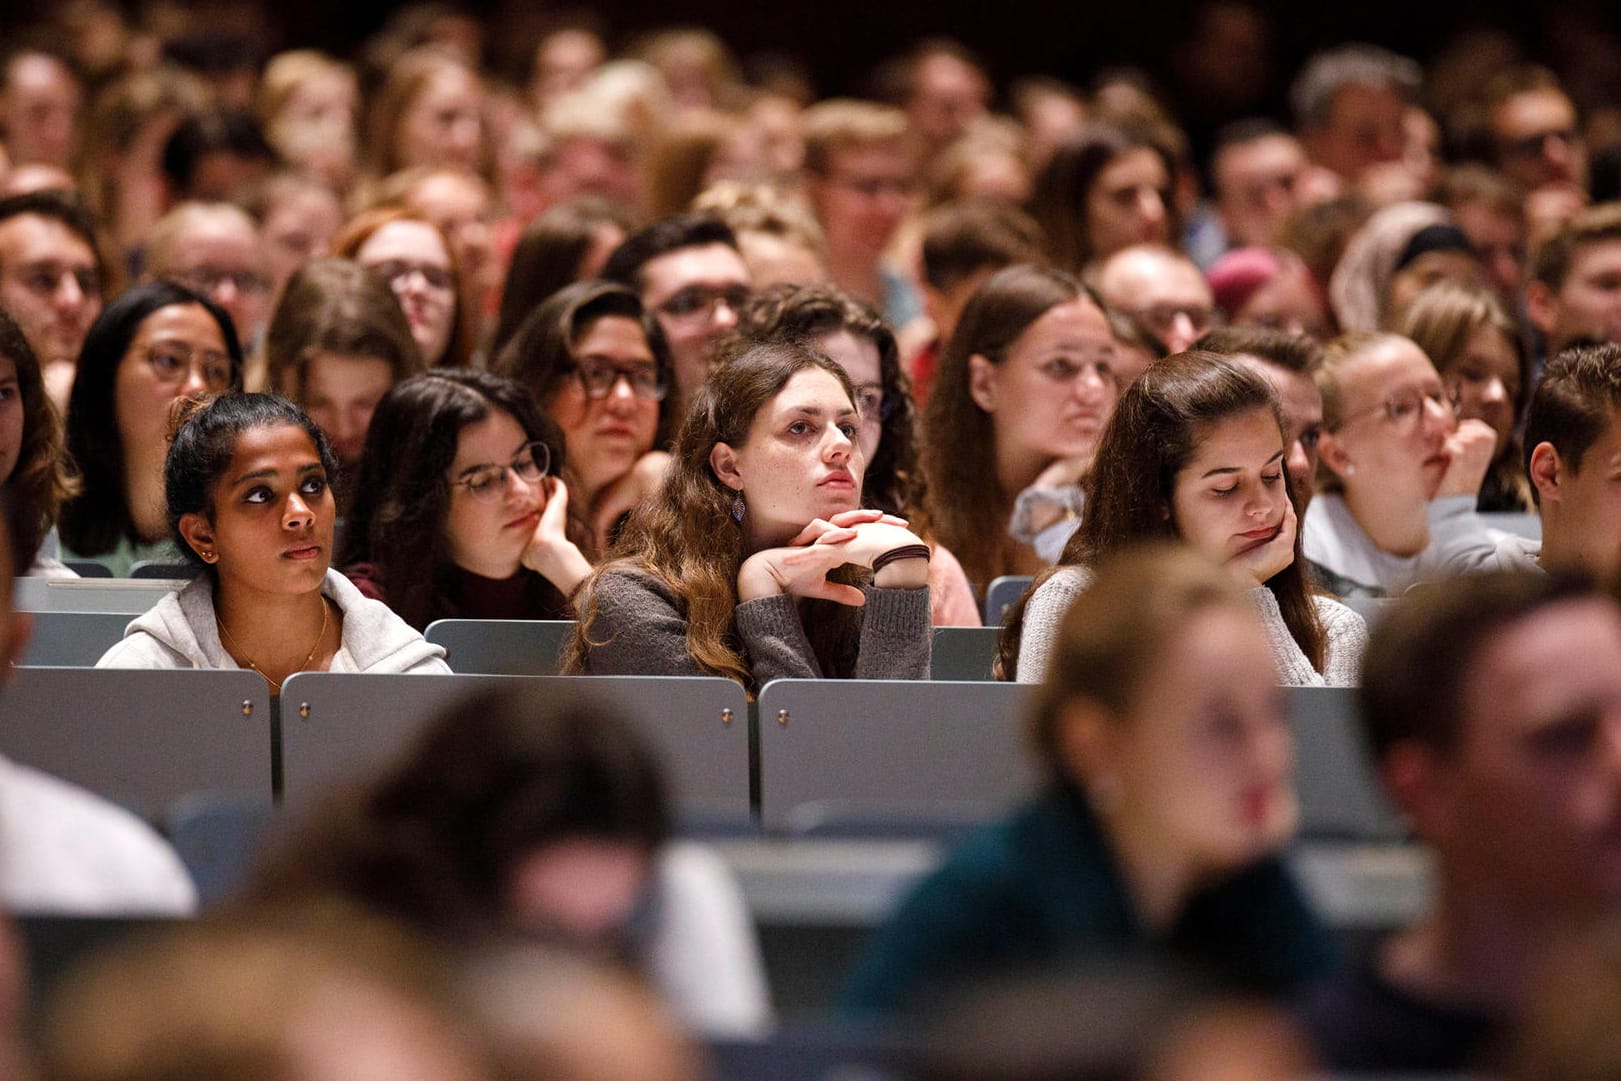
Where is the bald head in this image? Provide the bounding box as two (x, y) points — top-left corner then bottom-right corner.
(1094, 244), (1214, 353)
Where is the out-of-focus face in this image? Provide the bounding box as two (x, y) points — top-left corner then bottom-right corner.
(301, 351), (394, 466)
(1307, 82), (1407, 181)
(908, 53), (990, 150)
(114, 303), (233, 464)
(809, 142), (916, 263)
(1214, 133), (1308, 248)
(543, 315), (661, 502)
(261, 187), (343, 297)
(1535, 238), (1621, 354)
(1450, 198), (1525, 306)
(1085, 148), (1171, 260)
(0, 213), (101, 368)
(639, 242), (751, 408)
(1231, 262), (1331, 341)
(0, 54), (81, 169)
(406, 172), (493, 301)
(268, 68), (357, 185)
(531, 29), (606, 106)
(504, 838), (650, 943)
(735, 230), (825, 290)
(1444, 323), (1520, 461)
(1231, 354), (1323, 506)
(1171, 407), (1295, 586)
(971, 297), (1119, 482)
(160, 212), (271, 349)
(442, 408), (551, 580)
(1097, 247), (1215, 353)
(1319, 337), (1455, 507)
(717, 367), (863, 547)
(1428, 599), (1621, 919)
(0, 353), (23, 485)
(1073, 604), (1297, 875)
(396, 66), (483, 172)
(1492, 89), (1586, 193)
(356, 221), (457, 365)
(815, 328), (884, 468)
(1386, 250), (1485, 326)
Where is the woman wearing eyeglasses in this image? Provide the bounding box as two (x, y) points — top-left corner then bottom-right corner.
(1303, 332), (1500, 597)
(497, 280), (675, 553)
(98, 393), (448, 677)
(60, 282), (243, 576)
(340, 370), (592, 630)
(334, 207), (472, 368)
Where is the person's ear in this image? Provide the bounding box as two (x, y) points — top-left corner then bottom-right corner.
(708, 442), (745, 492)
(1382, 740), (1457, 844)
(1529, 441), (1562, 504)
(177, 512), (218, 564)
(1525, 280), (1557, 336)
(1053, 698), (1122, 799)
(967, 354), (999, 413)
(1317, 428), (1354, 478)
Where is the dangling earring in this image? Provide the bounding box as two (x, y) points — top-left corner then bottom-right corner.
(732, 494), (746, 522)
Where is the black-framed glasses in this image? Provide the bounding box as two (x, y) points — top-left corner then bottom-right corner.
(574, 359), (668, 401)
(851, 383), (895, 423)
(453, 441), (551, 501)
(656, 284), (751, 322)
(369, 260), (455, 292)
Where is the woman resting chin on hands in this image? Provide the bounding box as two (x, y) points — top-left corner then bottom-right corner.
(565, 341), (932, 689)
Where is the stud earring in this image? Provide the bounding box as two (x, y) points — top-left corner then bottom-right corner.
(732, 494), (746, 522)
(200, 551), (218, 564)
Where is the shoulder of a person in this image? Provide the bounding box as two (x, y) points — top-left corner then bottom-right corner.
(325, 570), (447, 672)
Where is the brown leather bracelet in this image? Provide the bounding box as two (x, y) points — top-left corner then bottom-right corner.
(871, 543), (932, 576)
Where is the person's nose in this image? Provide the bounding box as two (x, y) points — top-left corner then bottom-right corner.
(711, 297), (741, 331)
(1166, 313), (1198, 352)
(1138, 188), (1167, 226)
(1072, 364), (1108, 402)
(177, 363), (210, 399)
(825, 423), (853, 461)
(53, 273), (83, 311)
(283, 489), (315, 530)
(603, 373), (638, 413)
(1287, 441), (1312, 492)
(1480, 375), (1509, 406)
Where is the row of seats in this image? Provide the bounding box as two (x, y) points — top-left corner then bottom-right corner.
(0, 667), (1401, 842)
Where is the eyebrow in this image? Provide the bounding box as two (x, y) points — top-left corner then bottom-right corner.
(785, 404), (857, 421)
(1201, 449), (1286, 479)
(231, 462), (323, 486)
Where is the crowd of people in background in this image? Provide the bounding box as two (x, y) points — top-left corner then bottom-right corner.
(2, 0), (1621, 1077)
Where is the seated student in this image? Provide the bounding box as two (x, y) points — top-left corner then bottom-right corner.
(0, 309), (78, 575)
(495, 280), (674, 552)
(1460, 344), (1621, 578)
(1303, 332), (1500, 596)
(1197, 326), (1326, 511)
(920, 265), (1120, 593)
(341, 370), (592, 630)
(564, 340), (932, 688)
(0, 490), (196, 915)
(1304, 571), (1621, 1071)
(262, 258), (425, 487)
(842, 546), (1334, 1018)
(1395, 281), (1531, 512)
(334, 207), (471, 369)
(734, 282), (981, 626)
(97, 394), (449, 681)
(1328, 203), (1485, 332)
(246, 686), (772, 1036)
(1002, 352), (1364, 686)
(60, 281), (243, 576)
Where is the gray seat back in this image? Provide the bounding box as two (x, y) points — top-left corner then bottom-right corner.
(279, 672), (751, 819)
(0, 668), (272, 816)
(423, 619), (572, 675)
(930, 627), (1000, 681)
(21, 612), (134, 667)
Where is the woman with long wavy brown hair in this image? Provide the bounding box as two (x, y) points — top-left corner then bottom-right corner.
(563, 339), (932, 689)
(0, 308), (79, 573)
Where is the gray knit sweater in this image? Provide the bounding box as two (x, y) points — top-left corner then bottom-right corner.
(576, 566), (931, 686)
(1013, 566), (1366, 686)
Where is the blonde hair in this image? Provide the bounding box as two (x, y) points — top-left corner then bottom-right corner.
(800, 99), (912, 174)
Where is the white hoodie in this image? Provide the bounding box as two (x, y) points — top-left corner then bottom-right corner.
(96, 569), (450, 674)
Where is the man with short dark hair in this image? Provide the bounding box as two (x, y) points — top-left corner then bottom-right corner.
(1513, 344), (1621, 579)
(1305, 571), (1621, 1070)
(1291, 44), (1420, 185)
(0, 189), (104, 409)
(602, 214), (751, 417)
(1485, 66), (1586, 195)
(1208, 121), (1310, 256)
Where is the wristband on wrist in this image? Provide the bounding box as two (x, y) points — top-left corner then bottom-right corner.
(871, 543), (932, 576)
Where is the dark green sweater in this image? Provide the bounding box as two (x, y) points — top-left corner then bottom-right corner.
(840, 783), (1335, 1018)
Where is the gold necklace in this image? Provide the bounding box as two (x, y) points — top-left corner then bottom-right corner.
(218, 597), (331, 693)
